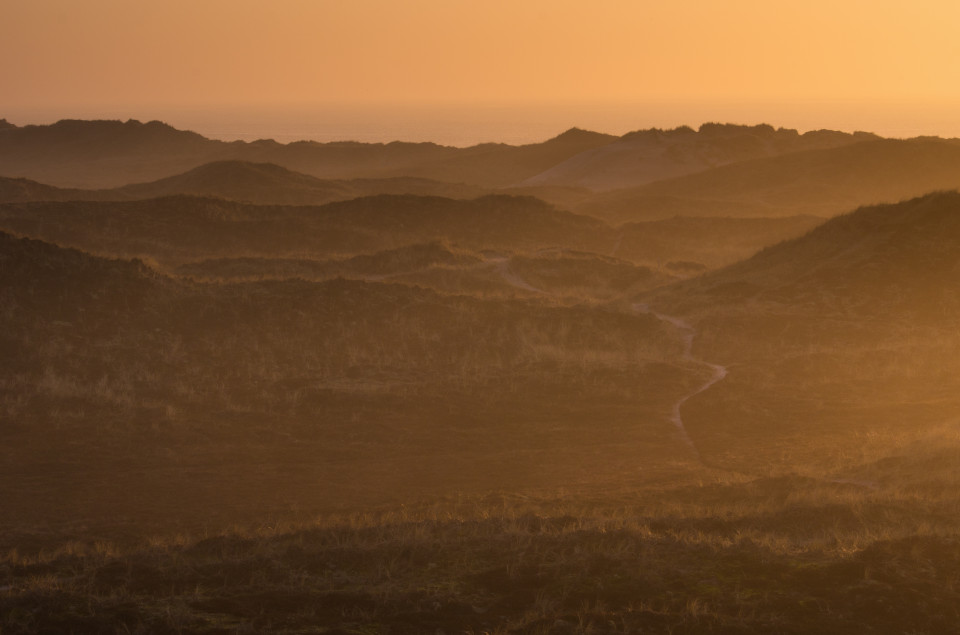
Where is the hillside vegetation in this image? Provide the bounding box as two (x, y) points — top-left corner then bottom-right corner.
(0, 230), (708, 541)
(3, 119), (960, 633)
(648, 192), (960, 472)
(0, 193), (819, 274)
(0, 195), (612, 267)
(6, 467), (960, 634)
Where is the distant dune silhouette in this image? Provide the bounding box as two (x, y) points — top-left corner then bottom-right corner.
(581, 138), (960, 222)
(0, 175), (98, 203)
(7, 119), (960, 228)
(0, 162), (488, 206)
(522, 123), (870, 191)
(0, 119), (614, 189)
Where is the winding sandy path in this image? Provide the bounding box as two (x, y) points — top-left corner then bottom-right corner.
(485, 255), (547, 294)
(610, 232), (624, 258)
(483, 264), (876, 484)
(481, 256), (729, 462)
(632, 303), (728, 461)
(631, 304), (882, 487)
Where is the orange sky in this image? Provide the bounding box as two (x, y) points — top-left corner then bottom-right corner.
(3, 0), (959, 124)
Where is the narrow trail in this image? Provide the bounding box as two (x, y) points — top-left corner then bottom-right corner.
(610, 231), (624, 258)
(484, 255), (547, 294)
(630, 305), (879, 487)
(632, 302), (728, 462)
(433, 256), (878, 486)
(482, 252), (729, 463)
(482, 258), (882, 486)
(485, 252), (729, 463)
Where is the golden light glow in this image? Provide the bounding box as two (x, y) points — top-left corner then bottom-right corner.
(3, 0), (960, 112)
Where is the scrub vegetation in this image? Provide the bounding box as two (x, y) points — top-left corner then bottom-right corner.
(2, 120), (959, 633)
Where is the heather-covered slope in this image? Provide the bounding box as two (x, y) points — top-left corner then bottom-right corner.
(0, 191), (827, 275)
(5, 118), (960, 634)
(662, 191), (960, 317)
(645, 192), (960, 471)
(0, 231), (702, 534)
(0, 194), (616, 266)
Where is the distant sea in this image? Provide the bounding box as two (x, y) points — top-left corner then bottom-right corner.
(7, 101), (960, 146)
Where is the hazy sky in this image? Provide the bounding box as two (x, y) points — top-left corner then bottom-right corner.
(3, 0), (960, 137)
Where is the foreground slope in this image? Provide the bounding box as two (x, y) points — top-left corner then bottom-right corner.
(0, 231), (705, 537)
(647, 191), (960, 470)
(3, 221), (960, 633)
(663, 190), (960, 316)
(6, 471), (960, 634)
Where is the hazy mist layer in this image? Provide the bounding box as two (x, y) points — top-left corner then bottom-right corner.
(6, 100), (960, 147)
